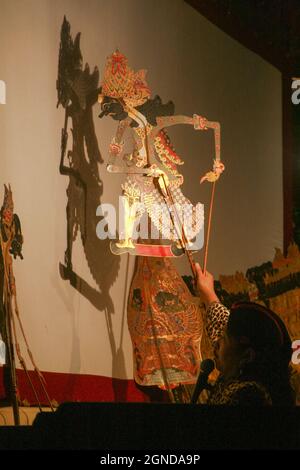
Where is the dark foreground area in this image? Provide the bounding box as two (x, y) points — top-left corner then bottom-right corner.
(0, 403), (299, 451)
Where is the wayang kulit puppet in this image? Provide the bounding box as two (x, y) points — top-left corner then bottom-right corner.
(98, 51), (223, 263)
(98, 51), (224, 401)
(0, 185), (53, 424)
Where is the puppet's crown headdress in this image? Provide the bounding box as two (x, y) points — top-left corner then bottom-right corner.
(2, 184), (13, 213)
(99, 50), (150, 107)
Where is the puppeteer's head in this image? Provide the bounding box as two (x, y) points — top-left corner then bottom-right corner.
(214, 301), (292, 380)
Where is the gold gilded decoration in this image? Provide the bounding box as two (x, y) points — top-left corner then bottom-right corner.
(219, 272), (252, 295)
(135, 123), (153, 139)
(264, 244), (300, 285)
(99, 50), (150, 107)
(217, 244), (300, 344)
(128, 257), (203, 388)
(118, 180), (144, 249)
(200, 159), (225, 184)
(99, 52), (223, 255)
(269, 289), (300, 341)
(121, 180), (141, 203)
(154, 130), (184, 177)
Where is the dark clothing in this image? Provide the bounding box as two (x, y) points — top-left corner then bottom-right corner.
(205, 302), (272, 405)
(207, 377), (272, 405)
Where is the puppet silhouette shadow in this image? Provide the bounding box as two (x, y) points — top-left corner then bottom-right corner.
(58, 83), (120, 314)
(57, 17), (127, 398)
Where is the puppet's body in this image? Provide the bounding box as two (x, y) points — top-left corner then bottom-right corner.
(109, 116), (204, 250)
(98, 50), (223, 395)
(98, 51), (223, 254)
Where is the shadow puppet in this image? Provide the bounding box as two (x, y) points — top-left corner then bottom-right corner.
(97, 51), (224, 402)
(0, 185), (24, 418)
(0, 186), (54, 421)
(57, 18), (127, 400)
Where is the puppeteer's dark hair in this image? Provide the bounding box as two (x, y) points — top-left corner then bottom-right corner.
(228, 302), (295, 405)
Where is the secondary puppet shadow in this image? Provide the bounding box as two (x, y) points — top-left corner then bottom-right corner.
(57, 17), (127, 399)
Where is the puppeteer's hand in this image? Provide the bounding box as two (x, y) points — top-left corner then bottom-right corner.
(194, 263), (219, 306)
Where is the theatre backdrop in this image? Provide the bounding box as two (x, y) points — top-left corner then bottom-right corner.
(0, 0), (296, 404)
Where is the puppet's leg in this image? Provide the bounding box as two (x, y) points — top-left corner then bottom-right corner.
(116, 195), (136, 248)
(64, 182), (79, 269)
(116, 181), (142, 249)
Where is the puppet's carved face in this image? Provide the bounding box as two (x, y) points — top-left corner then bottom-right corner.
(98, 96), (128, 121)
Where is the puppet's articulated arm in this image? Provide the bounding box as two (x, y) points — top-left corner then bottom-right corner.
(155, 115), (194, 130)
(107, 118), (131, 171)
(193, 115), (220, 161)
(155, 114), (224, 183)
(193, 114), (224, 183)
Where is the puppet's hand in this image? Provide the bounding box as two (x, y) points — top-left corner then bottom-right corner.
(147, 165), (165, 178)
(213, 160), (225, 176)
(147, 167), (170, 195)
(109, 137), (124, 156)
(200, 160), (225, 184)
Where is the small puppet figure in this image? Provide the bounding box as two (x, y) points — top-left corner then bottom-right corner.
(0, 185), (53, 423)
(0, 184), (23, 340)
(0, 184), (23, 423)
